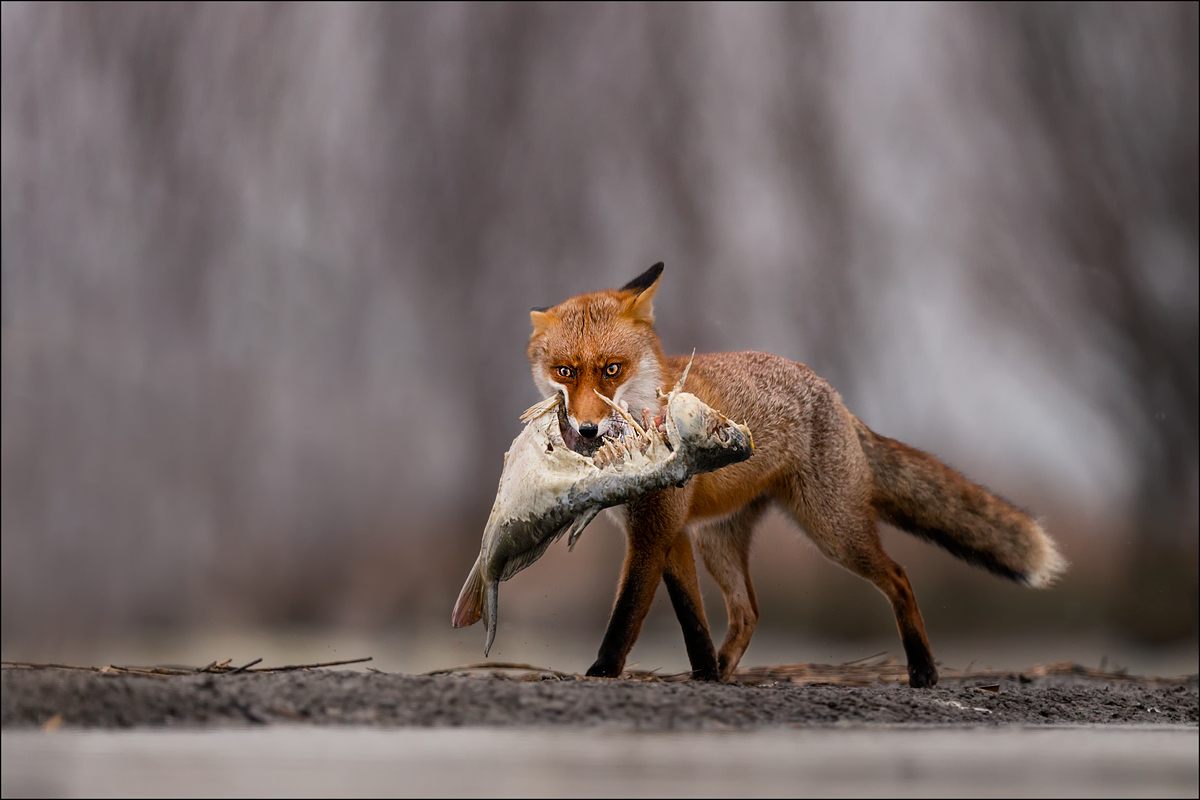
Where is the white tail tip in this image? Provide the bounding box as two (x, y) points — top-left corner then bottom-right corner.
(1025, 521), (1068, 588)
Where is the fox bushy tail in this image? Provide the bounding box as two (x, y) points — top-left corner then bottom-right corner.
(854, 418), (1067, 588)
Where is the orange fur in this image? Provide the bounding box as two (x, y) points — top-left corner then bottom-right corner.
(528, 264), (1067, 687)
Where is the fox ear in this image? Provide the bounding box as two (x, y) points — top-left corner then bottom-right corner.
(621, 262), (663, 324)
(620, 262), (664, 294)
(530, 307), (555, 337)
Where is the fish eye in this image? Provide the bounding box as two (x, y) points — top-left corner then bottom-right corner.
(556, 366), (574, 379)
(604, 363), (622, 378)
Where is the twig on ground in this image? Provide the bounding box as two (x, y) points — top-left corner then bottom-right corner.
(251, 657), (373, 672)
(2, 661), (101, 672)
(226, 658), (263, 675)
(844, 650), (892, 666)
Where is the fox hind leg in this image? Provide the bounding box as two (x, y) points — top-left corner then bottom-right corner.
(778, 482), (939, 689)
(869, 556), (939, 688)
(695, 498), (770, 681)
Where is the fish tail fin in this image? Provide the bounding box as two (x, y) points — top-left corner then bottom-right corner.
(451, 557), (485, 628)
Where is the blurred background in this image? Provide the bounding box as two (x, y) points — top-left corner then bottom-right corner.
(2, 2), (1196, 676)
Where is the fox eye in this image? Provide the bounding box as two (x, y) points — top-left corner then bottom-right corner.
(556, 366), (575, 379)
(604, 363), (622, 378)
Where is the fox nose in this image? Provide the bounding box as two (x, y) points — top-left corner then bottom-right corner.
(578, 422), (600, 439)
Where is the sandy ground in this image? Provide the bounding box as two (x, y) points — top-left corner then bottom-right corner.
(3, 667), (1196, 729)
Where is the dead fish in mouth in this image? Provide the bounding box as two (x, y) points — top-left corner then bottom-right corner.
(451, 359), (754, 656)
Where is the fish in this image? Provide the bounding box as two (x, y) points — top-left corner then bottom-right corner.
(451, 359), (754, 655)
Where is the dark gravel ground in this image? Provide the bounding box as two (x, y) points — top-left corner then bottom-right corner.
(3, 668), (1196, 730)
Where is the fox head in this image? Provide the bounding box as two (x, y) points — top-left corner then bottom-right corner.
(528, 262), (668, 440)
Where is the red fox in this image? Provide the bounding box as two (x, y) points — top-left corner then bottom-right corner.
(526, 262), (1066, 687)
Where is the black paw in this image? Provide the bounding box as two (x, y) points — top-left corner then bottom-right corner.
(585, 659), (622, 678)
(907, 661), (939, 688)
(690, 666), (721, 682)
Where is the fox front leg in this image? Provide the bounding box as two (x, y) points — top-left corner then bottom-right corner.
(661, 529), (720, 681)
(587, 489), (719, 681)
(585, 531), (669, 678)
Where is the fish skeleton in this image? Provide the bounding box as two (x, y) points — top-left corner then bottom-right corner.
(451, 359), (754, 656)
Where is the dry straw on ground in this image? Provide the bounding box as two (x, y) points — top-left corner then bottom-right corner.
(424, 654), (1189, 686)
(3, 654), (1190, 686)
(1, 657), (373, 677)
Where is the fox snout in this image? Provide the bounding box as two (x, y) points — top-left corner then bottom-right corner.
(567, 406), (614, 439)
(558, 403), (618, 455)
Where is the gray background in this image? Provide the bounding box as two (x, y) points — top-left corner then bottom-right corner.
(2, 2), (1195, 665)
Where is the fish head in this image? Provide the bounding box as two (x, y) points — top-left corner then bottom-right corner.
(665, 391), (754, 474)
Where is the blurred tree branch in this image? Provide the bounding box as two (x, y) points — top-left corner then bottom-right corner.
(994, 1), (1198, 640)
